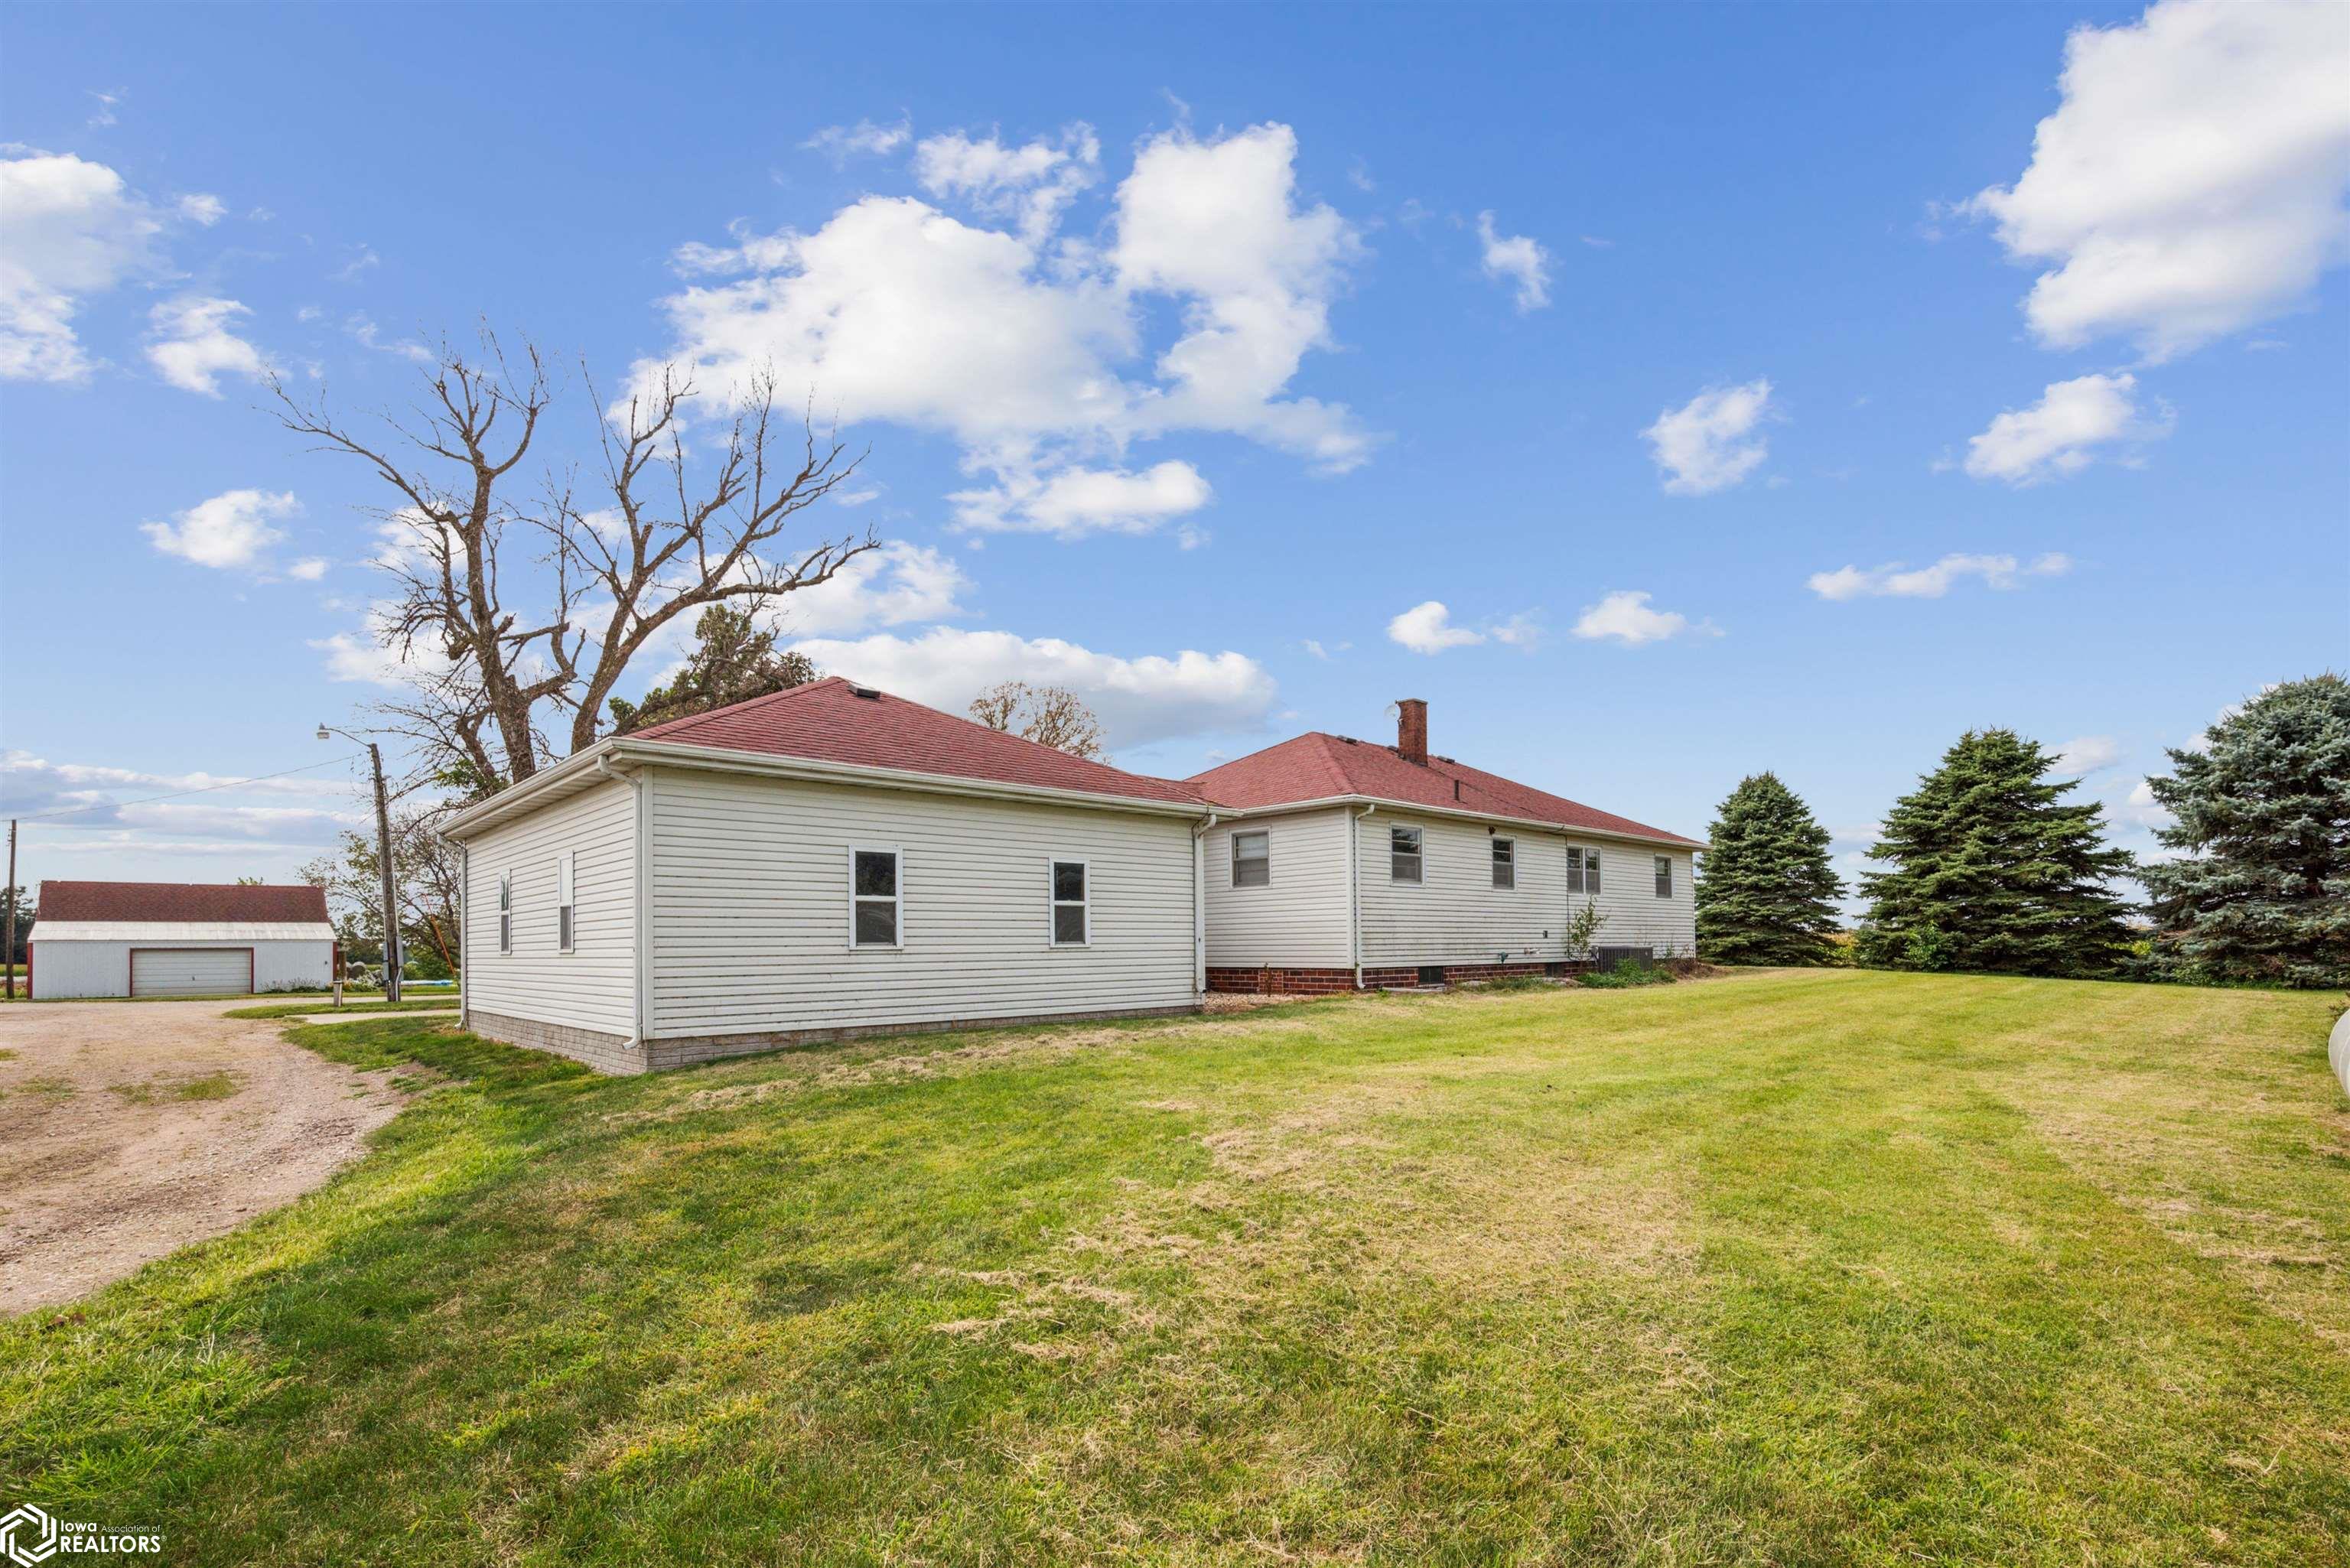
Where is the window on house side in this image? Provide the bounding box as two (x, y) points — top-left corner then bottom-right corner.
(557, 851), (576, 952)
(1051, 859), (1089, 945)
(498, 873), (513, 955)
(1567, 846), (1603, 895)
(1654, 855), (1673, 897)
(1390, 826), (1422, 883)
(1231, 831), (1270, 888)
(1492, 837), (1515, 889)
(852, 848), (900, 947)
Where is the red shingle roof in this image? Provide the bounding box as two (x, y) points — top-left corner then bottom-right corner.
(631, 678), (1207, 808)
(37, 880), (331, 923)
(1188, 733), (1704, 847)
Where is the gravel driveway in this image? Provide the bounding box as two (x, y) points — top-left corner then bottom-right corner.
(0, 999), (411, 1316)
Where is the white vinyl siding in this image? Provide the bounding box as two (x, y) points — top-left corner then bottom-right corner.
(29, 936), (330, 1000)
(463, 777), (636, 1037)
(1355, 815), (1697, 965)
(1199, 808), (1355, 968)
(646, 768), (1194, 1039)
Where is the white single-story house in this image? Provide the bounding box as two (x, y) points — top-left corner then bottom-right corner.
(438, 678), (1214, 1075)
(28, 881), (338, 999)
(1189, 699), (1704, 994)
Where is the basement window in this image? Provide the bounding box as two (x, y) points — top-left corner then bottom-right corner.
(556, 851), (576, 953)
(851, 847), (901, 948)
(1232, 830), (1270, 888)
(1491, 837), (1515, 890)
(1050, 859), (1089, 945)
(1654, 855), (1674, 898)
(498, 873), (513, 954)
(1390, 826), (1423, 884)
(1567, 846), (1603, 895)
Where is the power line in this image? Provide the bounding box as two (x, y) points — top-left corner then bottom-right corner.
(8, 753), (367, 823)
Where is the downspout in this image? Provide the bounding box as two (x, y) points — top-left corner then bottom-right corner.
(456, 843), (470, 1033)
(1192, 812), (1218, 1000)
(1351, 803), (1377, 991)
(595, 754), (650, 1053)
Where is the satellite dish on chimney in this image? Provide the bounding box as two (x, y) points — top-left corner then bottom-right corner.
(1384, 701), (1401, 723)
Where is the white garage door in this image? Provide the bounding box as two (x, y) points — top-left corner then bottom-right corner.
(130, 948), (252, 997)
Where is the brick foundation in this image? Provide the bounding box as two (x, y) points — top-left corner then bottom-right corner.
(467, 1001), (1203, 1076)
(1206, 961), (1591, 996)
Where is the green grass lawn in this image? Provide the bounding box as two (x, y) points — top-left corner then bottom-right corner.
(219, 997), (462, 1020)
(7, 971), (2346, 1564)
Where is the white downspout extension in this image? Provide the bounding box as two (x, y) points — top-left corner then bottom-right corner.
(1351, 803), (1377, 991)
(1193, 812), (1217, 1000)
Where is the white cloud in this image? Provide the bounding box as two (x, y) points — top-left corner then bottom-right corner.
(288, 557), (329, 581)
(0, 150), (165, 382)
(1808, 551), (2072, 600)
(951, 459), (1211, 539)
(345, 313), (435, 364)
(141, 488), (300, 570)
(2049, 734), (2121, 778)
(1489, 613), (1543, 650)
(86, 89), (122, 128)
(803, 119), (912, 164)
(1962, 372), (2168, 483)
(1570, 590), (1710, 646)
(1475, 210), (1551, 311)
(176, 192), (225, 226)
(648, 121), (1371, 551)
(1642, 379), (1774, 495)
(766, 542), (970, 637)
(913, 124), (1099, 239)
(1387, 600), (1485, 655)
(2116, 778), (2175, 830)
(1963, 0), (2350, 359)
(145, 294), (269, 395)
(786, 626), (1277, 749)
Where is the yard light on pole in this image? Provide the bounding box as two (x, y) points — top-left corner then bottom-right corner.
(321, 724), (402, 1004)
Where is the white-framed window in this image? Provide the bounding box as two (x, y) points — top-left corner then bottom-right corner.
(556, 851), (576, 953)
(850, 846), (901, 948)
(1390, 825), (1423, 883)
(1568, 846), (1603, 895)
(1654, 855), (1674, 898)
(1492, 837), (1515, 890)
(497, 872), (513, 954)
(1231, 830), (1271, 888)
(1050, 858), (1089, 945)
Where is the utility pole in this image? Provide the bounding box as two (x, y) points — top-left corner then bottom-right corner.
(367, 742), (402, 1004)
(5, 818), (16, 1001)
(321, 726), (402, 1003)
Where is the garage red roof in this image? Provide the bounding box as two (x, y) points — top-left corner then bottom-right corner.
(37, 880), (332, 923)
(633, 678), (1208, 808)
(1189, 733), (1704, 847)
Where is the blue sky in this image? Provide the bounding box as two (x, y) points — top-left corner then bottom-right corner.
(2, 1), (2345, 906)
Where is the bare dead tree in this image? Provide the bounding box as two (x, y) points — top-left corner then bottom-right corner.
(274, 330), (874, 790)
(554, 364), (872, 755)
(969, 681), (1107, 760)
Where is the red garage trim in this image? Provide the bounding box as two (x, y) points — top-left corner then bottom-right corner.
(127, 947), (256, 997)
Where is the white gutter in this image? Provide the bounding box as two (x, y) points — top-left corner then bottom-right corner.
(457, 842), (470, 1033)
(441, 737), (1213, 841)
(1251, 792), (1705, 854)
(596, 753), (653, 1051)
(1350, 803), (1377, 990)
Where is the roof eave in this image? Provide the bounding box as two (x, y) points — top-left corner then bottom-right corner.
(439, 736), (1211, 840)
(1200, 792), (1707, 851)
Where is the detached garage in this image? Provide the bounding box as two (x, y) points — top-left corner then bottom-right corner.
(28, 881), (337, 1000)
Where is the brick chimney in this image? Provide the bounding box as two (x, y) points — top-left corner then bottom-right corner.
(1396, 698), (1428, 765)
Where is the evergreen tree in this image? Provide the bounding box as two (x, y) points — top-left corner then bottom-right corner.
(607, 607), (820, 735)
(2138, 675), (2349, 988)
(1855, 728), (2135, 976)
(1695, 773), (1844, 965)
